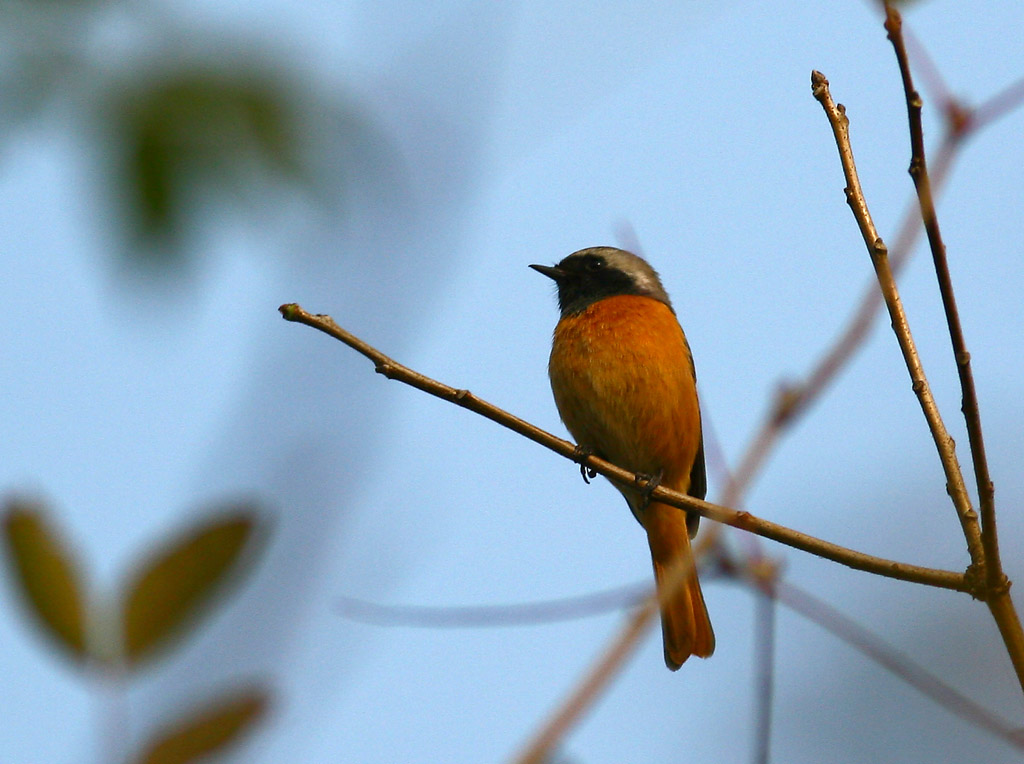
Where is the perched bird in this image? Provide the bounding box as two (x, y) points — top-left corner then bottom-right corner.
(531, 247), (714, 669)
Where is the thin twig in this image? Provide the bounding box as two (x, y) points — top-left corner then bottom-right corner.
(718, 146), (949, 513)
(279, 303), (969, 594)
(809, 71), (985, 568)
(812, 66), (1024, 698)
(718, 14), (1024, 521)
(884, 0), (1010, 619)
(885, 3), (1024, 697)
(718, 94), (990, 515)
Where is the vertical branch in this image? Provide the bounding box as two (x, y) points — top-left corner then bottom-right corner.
(750, 568), (778, 764)
(883, 3), (1001, 593)
(811, 65), (1024, 699)
(714, 67), (1024, 516)
(883, 3), (1024, 697)
(809, 70), (984, 566)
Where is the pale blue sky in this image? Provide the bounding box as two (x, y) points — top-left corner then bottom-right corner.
(3, 2), (1024, 762)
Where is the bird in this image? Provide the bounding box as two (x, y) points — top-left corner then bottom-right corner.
(531, 246), (714, 670)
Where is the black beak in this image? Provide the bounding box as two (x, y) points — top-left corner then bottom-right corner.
(530, 263), (565, 281)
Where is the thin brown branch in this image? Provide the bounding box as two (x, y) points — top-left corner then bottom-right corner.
(988, 591), (1024, 701)
(884, 3), (1024, 697)
(279, 303), (969, 594)
(812, 66), (1024, 699)
(884, 0), (1004, 604)
(718, 526), (1024, 747)
(809, 71), (985, 568)
(721, 544), (1024, 748)
(728, 0), (1024, 515)
(900, 19), (954, 112)
(719, 109), (961, 515)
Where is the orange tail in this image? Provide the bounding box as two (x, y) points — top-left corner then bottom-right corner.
(644, 502), (715, 670)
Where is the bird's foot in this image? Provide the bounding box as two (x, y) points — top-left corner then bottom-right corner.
(572, 445), (598, 484)
(635, 469), (664, 507)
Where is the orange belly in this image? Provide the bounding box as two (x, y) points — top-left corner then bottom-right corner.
(548, 294), (702, 499)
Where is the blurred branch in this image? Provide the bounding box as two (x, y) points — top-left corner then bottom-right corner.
(507, 529), (722, 764)
(508, 592), (662, 764)
(336, 582), (650, 627)
(334, 559), (1024, 751)
(749, 563), (779, 764)
(972, 75), (1024, 132)
(719, 146), (956, 515)
(718, 162), (936, 516)
(279, 303), (968, 593)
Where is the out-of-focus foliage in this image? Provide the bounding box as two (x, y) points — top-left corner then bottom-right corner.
(101, 67), (316, 258)
(2, 498), (265, 668)
(2, 499), (271, 756)
(132, 687), (269, 764)
(2, 499), (88, 662)
(121, 507), (263, 667)
(0, 0), (332, 270)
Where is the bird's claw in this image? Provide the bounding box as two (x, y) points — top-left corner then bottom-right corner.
(635, 469), (664, 508)
(573, 445), (598, 484)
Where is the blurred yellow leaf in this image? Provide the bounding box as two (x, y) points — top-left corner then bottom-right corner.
(2, 500), (88, 661)
(133, 687), (269, 764)
(121, 509), (258, 666)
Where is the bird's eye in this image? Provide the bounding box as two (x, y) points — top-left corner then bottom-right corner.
(584, 257), (605, 272)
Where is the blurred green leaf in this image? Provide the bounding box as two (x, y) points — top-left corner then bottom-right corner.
(133, 686), (269, 764)
(103, 66), (311, 256)
(120, 507), (260, 667)
(2, 499), (88, 662)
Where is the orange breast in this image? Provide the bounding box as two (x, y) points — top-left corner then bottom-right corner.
(548, 295), (702, 495)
